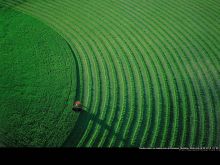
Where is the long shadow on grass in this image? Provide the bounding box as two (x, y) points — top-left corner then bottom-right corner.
(62, 110), (129, 147)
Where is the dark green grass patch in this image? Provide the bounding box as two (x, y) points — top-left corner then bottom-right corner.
(1, 0), (220, 148)
(0, 7), (78, 147)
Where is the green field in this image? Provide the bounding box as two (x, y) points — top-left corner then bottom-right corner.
(0, 0), (220, 147)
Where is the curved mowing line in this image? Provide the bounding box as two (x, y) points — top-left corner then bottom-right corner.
(93, 2), (163, 147)
(93, 0), (165, 147)
(1, 0), (89, 106)
(125, 0), (189, 147)
(196, 0), (220, 17)
(167, 0), (220, 145)
(62, 17), (109, 147)
(87, 39), (117, 147)
(69, 15), (135, 147)
(124, 0), (205, 146)
(97, 0), (183, 147)
(117, 0), (179, 147)
(62, 0), (136, 146)
(31, 0), (129, 147)
(134, 0), (199, 147)
(27, 0), (102, 146)
(59, 1), (128, 146)
(141, 0), (206, 147)
(189, 0), (220, 36)
(3, 0), (168, 147)
(3, 0), (189, 147)
(145, 1), (206, 147)
(168, 0), (220, 92)
(82, 41), (110, 147)
(19, 1), (103, 147)
(99, 2), (167, 147)
(74, 39), (104, 147)
(113, 0), (180, 147)
(44, 0), (126, 147)
(1, 0), (182, 147)
(84, 3), (145, 147)
(3, 0), (219, 147)
(44, 0), (149, 147)
(157, 0), (217, 147)
(58, 21), (104, 147)
(13, 1), (100, 146)
(152, 0), (217, 146)
(54, 0), (148, 146)
(70, 4), (139, 147)
(170, 0), (220, 76)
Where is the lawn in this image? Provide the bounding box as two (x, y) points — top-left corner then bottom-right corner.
(0, 0), (220, 147)
(0, 3), (78, 147)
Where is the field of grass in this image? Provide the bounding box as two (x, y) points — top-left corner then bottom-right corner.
(0, 3), (78, 147)
(0, 0), (220, 147)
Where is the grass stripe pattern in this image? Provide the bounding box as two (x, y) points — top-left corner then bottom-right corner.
(0, 0), (220, 147)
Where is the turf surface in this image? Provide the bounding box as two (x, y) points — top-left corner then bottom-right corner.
(0, 0), (220, 147)
(0, 4), (78, 147)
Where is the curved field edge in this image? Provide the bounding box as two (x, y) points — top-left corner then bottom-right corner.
(0, 6), (79, 147)
(1, 0), (220, 148)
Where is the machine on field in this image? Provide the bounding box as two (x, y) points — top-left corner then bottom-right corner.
(72, 101), (87, 112)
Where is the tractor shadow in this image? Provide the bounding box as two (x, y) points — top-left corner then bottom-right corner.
(62, 43), (135, 147)
(62, 110), (133, 147)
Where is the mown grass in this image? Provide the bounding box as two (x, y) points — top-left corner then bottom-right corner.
(1, 0), (220, 147)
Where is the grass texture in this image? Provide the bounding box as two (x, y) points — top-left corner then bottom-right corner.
(0, 3), (78, 147)
(0, 0), (220, 147)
